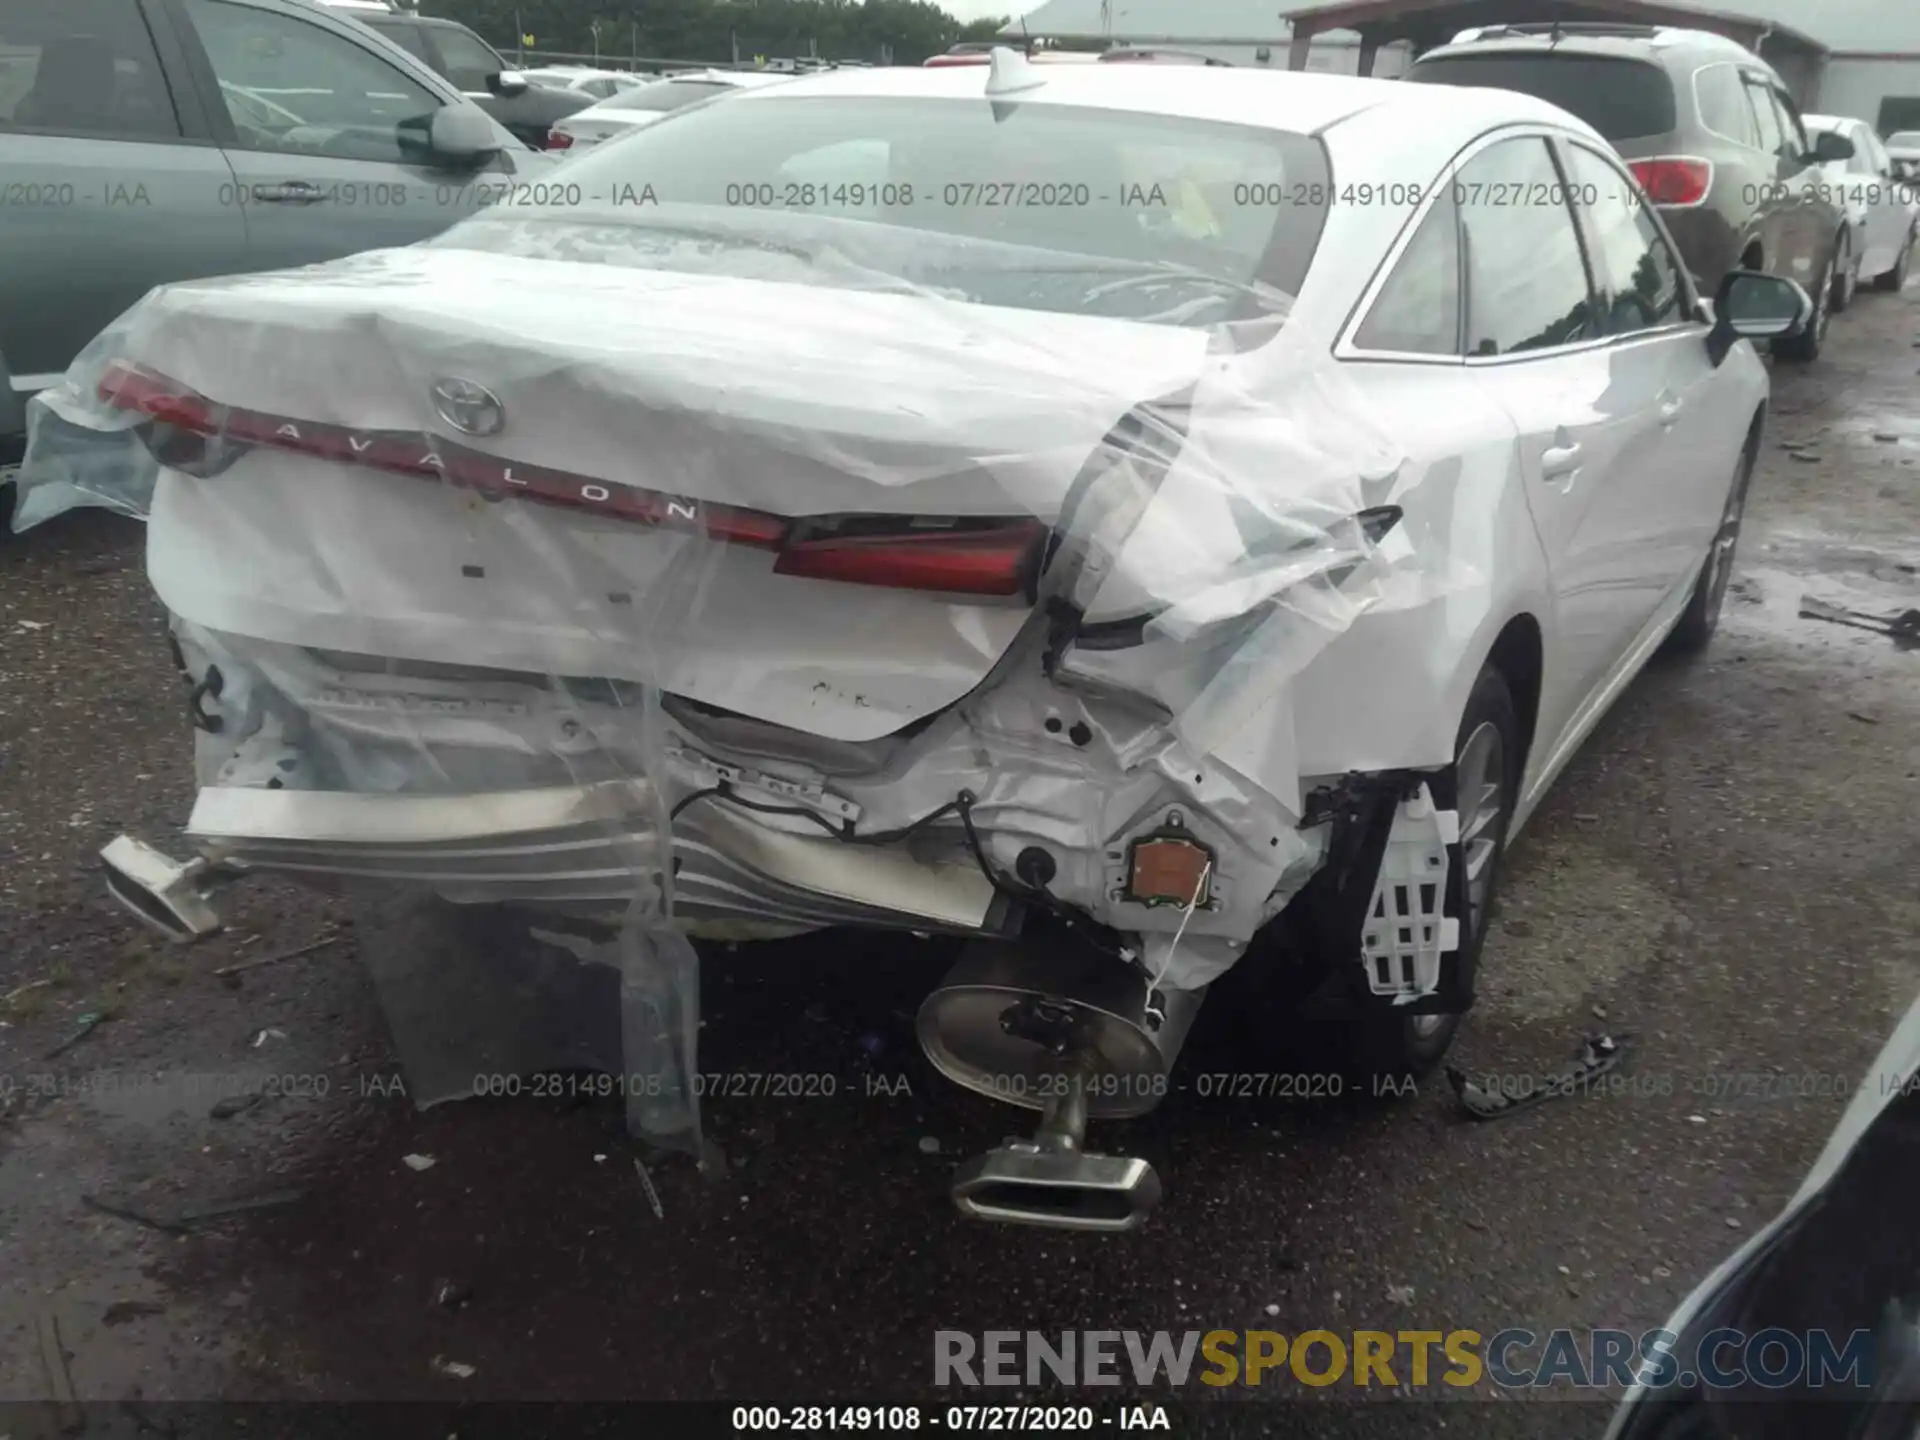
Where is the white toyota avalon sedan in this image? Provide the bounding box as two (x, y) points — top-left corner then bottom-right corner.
(23, 53), (1811, 1230)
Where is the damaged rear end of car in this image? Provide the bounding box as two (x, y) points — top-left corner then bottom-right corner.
(24, 67), (1491, 1230)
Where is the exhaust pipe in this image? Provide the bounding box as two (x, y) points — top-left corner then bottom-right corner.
(950, 1050), (1162, 1231)
(918, 939), (1204, 1231)
(100, 835), (231, 942)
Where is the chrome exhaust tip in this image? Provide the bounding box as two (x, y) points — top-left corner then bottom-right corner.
(100, 835), (227, 943)
(948, 1042), (1163, 1232)
(952, 1144), (1161, 1232)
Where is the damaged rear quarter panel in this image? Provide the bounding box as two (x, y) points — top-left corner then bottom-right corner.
(1287, 362), (1554, 780)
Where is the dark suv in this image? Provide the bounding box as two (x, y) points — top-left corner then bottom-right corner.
(322, 3), (591, 148)
(1408, 23), (1856, 362)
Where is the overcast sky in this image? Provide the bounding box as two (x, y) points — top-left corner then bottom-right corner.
(942, 0), (1030, 22)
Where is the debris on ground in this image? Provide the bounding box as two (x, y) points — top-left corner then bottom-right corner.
(45, 1011), (105, 1059)
(432, 1279), (473, 1311)
(1798, 595), (1920, 650)
(173, 1189), (307, 1225)
(250, 1028), (288, 1048)
(917, 1136), (941, 1155)
(634, 1156), (665, 1219)
(1446, 1033), (1633, 1121)
(431, 1356), (477, 1379)
(82, 1194), (192, 1235)
(402, 1153), (437, 1172)
(208, 1092), (265, 1120)
(1847, 712), (1881, 725)
(3, 977), (55, 1005)
(213, 933), (342, 981)
(1387, 1284), (1417, 1305)
(101, 1300), (167, 1326)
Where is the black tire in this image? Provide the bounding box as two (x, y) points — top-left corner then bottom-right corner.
(1338, 664), (1520, 1084)
(1874, 224), (1915, 292)
(1772, 251), (1831, 363)
(1830, 229), (1857, 313)
(1664, 431), (1758, 655)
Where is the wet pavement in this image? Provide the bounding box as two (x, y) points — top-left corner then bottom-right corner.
(2, 281), (1917, 1435)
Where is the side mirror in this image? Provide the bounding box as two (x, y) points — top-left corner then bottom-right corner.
(486, 70), (530, 96)
(426, 104), (502, 168)
(1706, 269), (1811, 367)
(1811, 130), (1856, 164)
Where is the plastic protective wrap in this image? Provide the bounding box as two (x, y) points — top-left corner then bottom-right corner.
(12, 101), (1485, 1137)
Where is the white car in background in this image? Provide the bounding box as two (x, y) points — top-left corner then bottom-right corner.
(1887, 129), (1920, 179)
(519, 64), (655, 100)
(1804, 114), (1919, 298)
(32, 54), (1813, 1231)
(547, 69), (791, 147)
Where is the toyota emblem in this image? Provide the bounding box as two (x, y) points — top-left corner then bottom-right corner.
(430, 377), (505, 436)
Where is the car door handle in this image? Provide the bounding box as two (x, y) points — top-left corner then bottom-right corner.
(250, 180), (329, 205)
(1541, 442), (1583, 479)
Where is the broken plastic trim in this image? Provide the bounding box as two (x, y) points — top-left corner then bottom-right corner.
(95, 361), (1050, 599)
(1052, 506), (1404, 654)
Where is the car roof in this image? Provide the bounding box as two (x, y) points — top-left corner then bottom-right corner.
(1419, 25), (1758, 67)
(728, 61), (1589, 139)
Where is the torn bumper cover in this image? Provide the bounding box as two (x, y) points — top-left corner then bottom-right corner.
(181, 778), (1005, 933)
(19, 206), (1483, 1159)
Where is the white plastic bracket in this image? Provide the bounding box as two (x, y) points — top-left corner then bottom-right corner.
(1358, 782), (1460, 1000)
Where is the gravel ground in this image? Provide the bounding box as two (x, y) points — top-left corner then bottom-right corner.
(1, 281), (1916, 1435)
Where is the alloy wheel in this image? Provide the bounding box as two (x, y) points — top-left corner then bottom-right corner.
(1410, 720), (1506, 1041)
(1699, 449), (1753, 629)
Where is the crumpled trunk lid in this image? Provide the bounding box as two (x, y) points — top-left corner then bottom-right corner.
(130, 246), (1213, 741)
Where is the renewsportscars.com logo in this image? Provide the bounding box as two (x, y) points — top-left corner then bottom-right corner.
(934, 1329), (1877, 1391)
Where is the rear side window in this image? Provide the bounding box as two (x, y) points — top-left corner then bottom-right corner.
(1694, 63), (1758, 147)
(1408, 54), (1677, 141)
(0, 0), (180, 139)
(1353, 189), (1460, 355)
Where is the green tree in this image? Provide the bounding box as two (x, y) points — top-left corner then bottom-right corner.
(427, 0), (988, 65)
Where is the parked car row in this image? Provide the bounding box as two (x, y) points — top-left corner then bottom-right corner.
(546, 69), (793, 150)
(1406, 22), (1918, 364)
(0, 0), (566, 493)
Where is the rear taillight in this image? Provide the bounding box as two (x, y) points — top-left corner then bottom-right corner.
(99, 361), (217, 431)
(98, 361), (1043, 597)
(1628, 157), (1712, 208)
(545, 129), (574, 149)
(773, 520), (1047, 598)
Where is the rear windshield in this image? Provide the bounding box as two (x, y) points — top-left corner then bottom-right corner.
(600, 79), (732, 111)
(433, 96), (1331, 327)
(1408, 53), (1678, 141)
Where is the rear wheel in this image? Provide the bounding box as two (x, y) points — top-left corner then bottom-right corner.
(1830, 229), (1858, 313)
(1664, 434), (1757, 654)
(1341, 665), (1518, 1082)
(1874, 223), (1915, 291)
(1772, 251), (1831, 362)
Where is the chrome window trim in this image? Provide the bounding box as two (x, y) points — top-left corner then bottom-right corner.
(1337, 123), (1613, 367)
